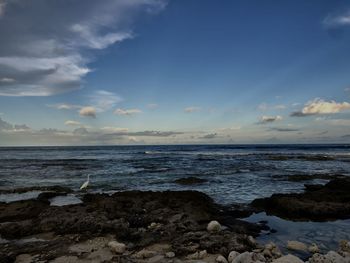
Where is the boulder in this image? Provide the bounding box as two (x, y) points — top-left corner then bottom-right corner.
(207, 220), (222, 232)
(216, 255), (228, 263)
(228, 251), (239, 263)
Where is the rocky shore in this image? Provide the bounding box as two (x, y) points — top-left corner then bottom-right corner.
(0, 178), (349, 263)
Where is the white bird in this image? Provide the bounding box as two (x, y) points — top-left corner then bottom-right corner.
(80, 174), (90, 190)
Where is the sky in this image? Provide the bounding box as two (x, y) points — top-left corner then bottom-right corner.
(0, 0), (350, 146)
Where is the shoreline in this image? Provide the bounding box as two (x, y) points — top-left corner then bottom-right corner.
(1, 178), (350, 262)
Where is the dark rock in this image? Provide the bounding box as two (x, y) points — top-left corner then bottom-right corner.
(174, 177), (208, 185)
(0, 189), (261, 260)
(251, 178), (350, 221)
(0, 199), (49, 222)
(0, 185), (73, 194)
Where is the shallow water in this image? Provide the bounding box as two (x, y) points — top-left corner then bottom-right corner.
(244, 212), (350, 255)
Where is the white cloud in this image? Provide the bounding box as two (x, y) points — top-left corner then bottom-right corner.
(79, 106), (97, 118)
(64, 120), (82, 126)
(114, 108), (142, 116)
(71, 24), (132, 50)
(291, 98), (350, 116)
(184, 106), (201, 113)
(323, 10), (350, 28)
(258, 115), (283, 124)
(0, 0), (166, 96)
(90, 90), (122, 112)
(48, 103), (82, 110)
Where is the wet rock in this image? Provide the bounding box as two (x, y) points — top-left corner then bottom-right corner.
(108, 240), (126, 254)
(165, 251), (175, 258)
(0, 189), (261, 261)
(216, 255), (228, 263)
(0, 199), (49, 222)
(308, 243), (320, 254)
(0, 186), (72, 195)
(287, 241), (307, 252)
(339, 240), (350, 253)
(207, 221), (221, 232)
(251, 178), (350, 221)
(272, 254), (304, 263)
(174, 177), (208, 185)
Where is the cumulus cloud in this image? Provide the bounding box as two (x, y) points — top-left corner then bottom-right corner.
(323, 10), (350, 28)
(291, 98), (350, 117)
(79, 106), (96, 118)
(114, 108), (142, 116)
(0, 0), (166, 96)
(64, 120), (82, 126)
(184, 106), (201, 113)
(258, 115), (283, 124)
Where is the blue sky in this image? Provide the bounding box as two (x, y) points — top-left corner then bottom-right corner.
(0, 0), (350, 145)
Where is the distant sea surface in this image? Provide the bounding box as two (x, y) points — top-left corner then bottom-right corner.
(1, 144), (349, 204)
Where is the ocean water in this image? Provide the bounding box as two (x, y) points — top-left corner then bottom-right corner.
(0, 144), (349, 204)
(1, 144), (350, 250)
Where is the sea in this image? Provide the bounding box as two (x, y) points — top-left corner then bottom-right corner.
(0, 144), (350, 251)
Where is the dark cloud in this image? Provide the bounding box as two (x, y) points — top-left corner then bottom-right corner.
(0, 0), (166, 96)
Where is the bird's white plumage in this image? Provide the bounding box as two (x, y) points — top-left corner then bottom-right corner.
(80, 174), (90, 190)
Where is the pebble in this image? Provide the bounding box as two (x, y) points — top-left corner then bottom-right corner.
(165, 252), (175, 258)
(108, 240), (126, 254)
(207, 220), (221, 232)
